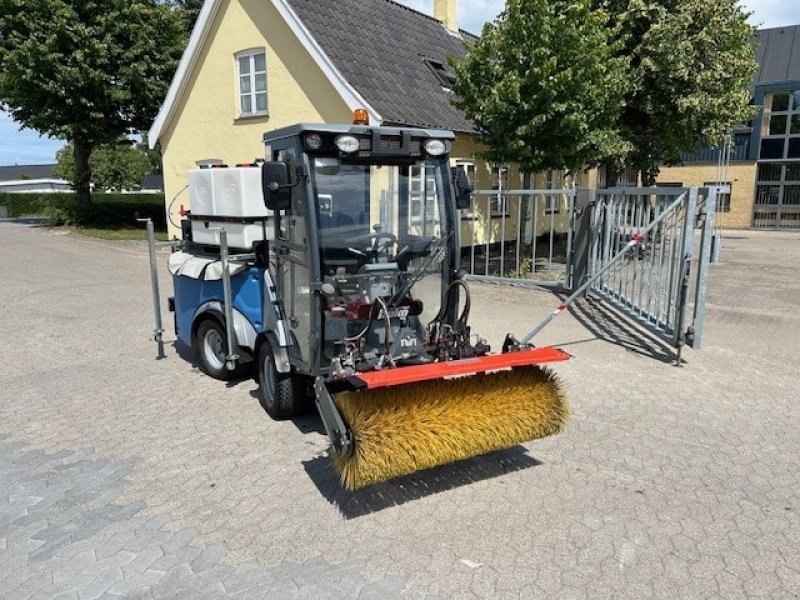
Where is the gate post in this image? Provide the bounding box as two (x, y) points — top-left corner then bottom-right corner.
(569, 188), (595, 293)
(689, 187), (716, 348)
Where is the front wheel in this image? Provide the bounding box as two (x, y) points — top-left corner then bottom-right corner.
(258, 342), (307, 420)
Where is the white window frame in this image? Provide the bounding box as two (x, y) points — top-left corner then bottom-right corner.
(409, 164), (439, 231)
(704, 181), (732, 213)
(490, 165), (510, 217)
(544, 169), (566, 214)
(236, 48), (268, 118)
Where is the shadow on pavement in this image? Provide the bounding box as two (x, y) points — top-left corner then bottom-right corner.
(303, 446), (542, 519)
(170, 340), (255, 386)
(564, 295), (679, 364)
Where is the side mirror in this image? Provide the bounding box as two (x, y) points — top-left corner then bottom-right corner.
(452, 166), (473, 210)
(262, 161), (292, 211)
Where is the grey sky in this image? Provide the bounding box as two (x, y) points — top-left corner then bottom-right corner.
(0, 0), (797, 166)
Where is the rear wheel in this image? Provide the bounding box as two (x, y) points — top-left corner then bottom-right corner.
(258, 342), (307, 419)
(194, 318), (239, 381)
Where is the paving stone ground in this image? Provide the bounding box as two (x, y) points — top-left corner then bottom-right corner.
(0, 223), (799, 599)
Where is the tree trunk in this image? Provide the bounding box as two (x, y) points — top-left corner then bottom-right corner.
(602, 162), (621, 188)
(73, 138), (93, 208)
(640, 167), (659, 187)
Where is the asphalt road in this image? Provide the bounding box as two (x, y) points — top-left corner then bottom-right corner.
(1, 223), (798, 599)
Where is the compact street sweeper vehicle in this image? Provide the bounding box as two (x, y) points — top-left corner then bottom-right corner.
(143, 113), (572, 489)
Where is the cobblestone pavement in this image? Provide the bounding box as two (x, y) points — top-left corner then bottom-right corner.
(1, 223), (799, 599)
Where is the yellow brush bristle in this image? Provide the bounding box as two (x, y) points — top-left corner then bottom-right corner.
(332, 366), (569, 490)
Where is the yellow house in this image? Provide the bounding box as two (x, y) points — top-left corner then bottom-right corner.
(149, 0), (555, 243)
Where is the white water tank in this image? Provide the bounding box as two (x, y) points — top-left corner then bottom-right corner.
(187, 165), (274, 248)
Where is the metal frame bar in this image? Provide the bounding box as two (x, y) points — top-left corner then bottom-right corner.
(219, 229), (240, 370)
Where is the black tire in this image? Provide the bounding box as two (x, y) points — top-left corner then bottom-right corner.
(258, 342), (307, 419)
(194, 318), (239, 381)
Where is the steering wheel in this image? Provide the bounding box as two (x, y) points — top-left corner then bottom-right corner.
(348, 232), (398, 263)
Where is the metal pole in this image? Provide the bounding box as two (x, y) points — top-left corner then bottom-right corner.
(470, 195), (476, 274)
(145, 220), (165, 360)
(500, 191), (506, 276)
(219, 229), (240, 370)
(564, 184), (576, 289)
(484, 196), (490, 276)
(690, 190), (715, 348)
(520, 192), (688, 345)
(515, 194), (522, 278)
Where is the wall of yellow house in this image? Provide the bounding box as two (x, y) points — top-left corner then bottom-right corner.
(656, 163), (757, 229)
(159, 0), (352, 238)
(450, 136), (571, 250)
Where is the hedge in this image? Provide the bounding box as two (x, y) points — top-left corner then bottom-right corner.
(0, 192), (166, 229)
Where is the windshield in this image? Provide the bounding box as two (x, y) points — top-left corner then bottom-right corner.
(312, 158), (448, 276)
(311, 158), (450, 359)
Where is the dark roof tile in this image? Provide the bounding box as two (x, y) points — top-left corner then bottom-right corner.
(0, 164), (57, 181)
(286, 0), (478, 132)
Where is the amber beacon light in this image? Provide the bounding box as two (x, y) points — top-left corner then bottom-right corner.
(353, 108), (370, 125)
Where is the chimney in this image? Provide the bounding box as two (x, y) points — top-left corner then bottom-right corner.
(434, 0), (458, 33)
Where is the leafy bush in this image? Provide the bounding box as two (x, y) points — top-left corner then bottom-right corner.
(0, 193), (166, 229)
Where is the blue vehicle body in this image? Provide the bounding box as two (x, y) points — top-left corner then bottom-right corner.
(173, 267), (265, 349)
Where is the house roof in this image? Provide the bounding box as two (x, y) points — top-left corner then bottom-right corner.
(149, 0), (478, 147)
(0, 164), (57, 182)
(285, 0), (478, 133)
(754, 25), (800, 85)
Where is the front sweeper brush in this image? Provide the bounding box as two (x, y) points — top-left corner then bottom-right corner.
(332, 365), (568, 489)
(315, 338), (571, 490)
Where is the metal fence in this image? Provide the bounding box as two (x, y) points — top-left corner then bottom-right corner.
(460, 188), (576, 287)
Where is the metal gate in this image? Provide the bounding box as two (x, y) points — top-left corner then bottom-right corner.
(586, 187), (718, 352)
(460, 184), (717, 359)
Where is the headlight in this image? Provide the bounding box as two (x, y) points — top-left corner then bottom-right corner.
(305, 133), (323, 150)
(335, 135), (360, 154)
(424, 139), (447, 156)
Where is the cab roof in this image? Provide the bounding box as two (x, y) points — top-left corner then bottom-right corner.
(264, 123), (456, 144)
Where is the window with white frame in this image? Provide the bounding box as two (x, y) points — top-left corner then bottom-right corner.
(544, 169), (565, 214)
(409, 164), (439, 233)
(490, 165), (510, 216)
(236, 49), (267, 117)
(704, 181), (732, 212)
(455, 161), (476, 187)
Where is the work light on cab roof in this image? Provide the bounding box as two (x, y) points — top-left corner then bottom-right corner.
(335, 134), (360, 153)
(423, 138), (447, 156)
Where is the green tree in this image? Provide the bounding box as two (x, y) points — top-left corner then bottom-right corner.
(599, 0), (757, 184)
(450, 0), (631, 175)
(55, 141), (152, 192)
(0, 0), (184, 206)
(171, 0), (204, 38)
